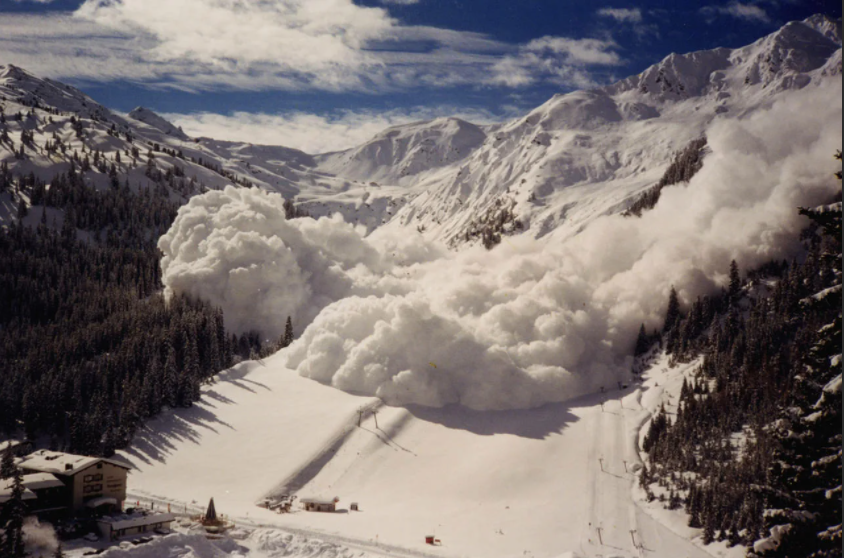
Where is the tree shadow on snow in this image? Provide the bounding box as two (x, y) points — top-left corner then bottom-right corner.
(121, 379), (240, 468)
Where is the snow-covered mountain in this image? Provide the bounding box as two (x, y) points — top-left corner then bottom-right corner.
(315, 117), (487, 184)
(128, 106), (191, 141)
(0, 64), (112, 121)
(0, 15), (840, 245)
(375, 14), (842, 246)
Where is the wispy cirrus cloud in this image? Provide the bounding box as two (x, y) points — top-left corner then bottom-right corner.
(491, 37), (622, 88)
(597, 8), (642, 23)
(596, 7), (659, 40)
(0, 0), (623, 94)
(700, 2), (771, 24)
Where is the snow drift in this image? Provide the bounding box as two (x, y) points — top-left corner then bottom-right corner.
(161, 80), (842, 410)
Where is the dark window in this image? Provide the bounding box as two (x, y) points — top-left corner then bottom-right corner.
(83, 484), (103, 494)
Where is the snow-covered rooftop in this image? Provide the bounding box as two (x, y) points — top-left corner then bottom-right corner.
(21, 472), (64, 491)
(15, 450), (131, 476)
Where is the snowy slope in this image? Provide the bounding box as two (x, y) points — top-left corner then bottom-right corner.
(115, 352), (714, 558)
(0, 64), (112, 121)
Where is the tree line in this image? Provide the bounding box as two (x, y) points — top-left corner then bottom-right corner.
(637, 154), (841, 556)
(0, 164), (289, 459)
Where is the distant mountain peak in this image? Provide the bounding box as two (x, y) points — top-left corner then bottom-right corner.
(803, 13), (842, 44)
(315, 115), (487, 183)
(0, 63), (113, 121)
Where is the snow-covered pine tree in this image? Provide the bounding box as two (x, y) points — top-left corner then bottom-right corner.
(754, 199), (842, 558)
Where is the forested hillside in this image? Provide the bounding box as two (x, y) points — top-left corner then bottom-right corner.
(639, 153), (842, 557)
(0, 163), (281, 457)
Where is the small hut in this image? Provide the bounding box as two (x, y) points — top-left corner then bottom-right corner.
(300, 496), (338, 512)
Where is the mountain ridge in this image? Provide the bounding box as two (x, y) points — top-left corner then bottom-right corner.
(0, 14), (840, 248)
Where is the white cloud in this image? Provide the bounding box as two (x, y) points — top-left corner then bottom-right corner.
(0, 2), (619, 93)
(74, 0), (393, 91)
(160, 78), (842, 411)
(491, 37), (621, 88)
(701, 2), (770, 24)
(163, 106), (512, 154)
(597, 8), (643, 23)
(596, 7), (659, 40)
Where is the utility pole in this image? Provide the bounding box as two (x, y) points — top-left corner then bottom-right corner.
(622, 460), (628, 472)
(372, 407), (379, 430)
(598, 457), (604, 472)
(357, 406), (365, 427)
(629, 529), (637, 547)
(596, 526), (603, 545)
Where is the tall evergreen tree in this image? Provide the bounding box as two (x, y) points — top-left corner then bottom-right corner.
(0, 445), (14, 480)
(283, 316), (294, 348)
(0, 464), (26, 557)
(664, 286), (681, 333)
(729, 259), (741, 301)
(634, 324), (650, 356)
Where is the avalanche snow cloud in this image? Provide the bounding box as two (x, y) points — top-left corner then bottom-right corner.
(158, 187), (395, 339)
(160, 81), (842, 411)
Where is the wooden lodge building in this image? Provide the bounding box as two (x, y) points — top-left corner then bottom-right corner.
(9, 449), (131, 517)
(1, 446), (179, 541)
(300, 496), (339, 512)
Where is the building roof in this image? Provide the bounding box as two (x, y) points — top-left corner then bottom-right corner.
(97, 512), (176, 531)
(300, 496), (338, 505)
(0, 478), (37, 503)
(15, 450), (131, 476)
(21, 473), (64, 491)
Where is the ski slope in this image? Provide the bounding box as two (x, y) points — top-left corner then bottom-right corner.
(110, 351), (715, 558)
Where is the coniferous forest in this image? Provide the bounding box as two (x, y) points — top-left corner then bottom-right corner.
(0, 165), (277, 458)
(638, 154), (842, 557)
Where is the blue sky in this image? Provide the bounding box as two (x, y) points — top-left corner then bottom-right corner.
(1, 0), (839, 152)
